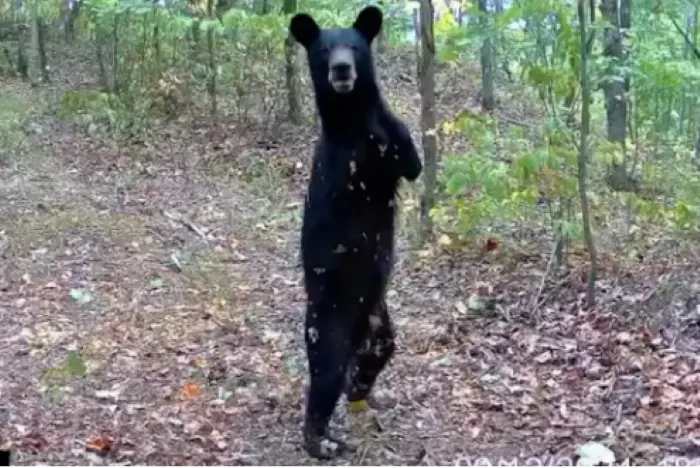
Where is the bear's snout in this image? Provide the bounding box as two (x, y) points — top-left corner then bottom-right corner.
(328, 46), (357, 93)
(332, 63), (351, 80)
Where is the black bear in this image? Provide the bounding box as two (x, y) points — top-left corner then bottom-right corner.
(290, 5), (423, 459)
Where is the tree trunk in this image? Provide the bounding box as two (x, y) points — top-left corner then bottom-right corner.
(16, 23), (28, 80)
(678, 5), (694, 133)
(96, 31), (108, 89)
(376, 0), (387, 54)
(694, 3), (700, 161)
(206, 0), (217, 116)
(29, 7), (39, 83)
(419, 0), (437, 244)
(153, 10), (161, 65)
(478, 0), (495, 111)
(692, 4), (699, 132)
(413, 8), (420, 78)
(377, 22), (386, 54)
(283, 0), (301, 124)
(600, 0), (635, 192)
(63, 0), (81, 42)
(96, 48), (107, 88)
(36, 17), (49, 82)
(577, 0), (597, 307)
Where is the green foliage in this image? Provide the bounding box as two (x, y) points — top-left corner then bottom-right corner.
(66, 351), (88, 376)
(14, 0), (700, 252)
(433, 104), (700, 246)
(426, 0), (700, 252)
(433, 113), (559, 237)
(0, 91), (35, 165)
(56, 88), (124, 133)
(57, 89), (111, 119)
(41, 351), (87, 382)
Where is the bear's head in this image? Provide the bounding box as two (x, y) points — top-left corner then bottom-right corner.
(290, 6), (382, 101)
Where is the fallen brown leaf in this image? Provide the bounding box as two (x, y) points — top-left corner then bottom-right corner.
(182, 382), (202, 399)
(86, 435), (111, 454)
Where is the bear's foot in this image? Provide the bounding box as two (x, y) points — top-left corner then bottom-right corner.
(347, 392), (398, 413)
(303, 424), (353, 460)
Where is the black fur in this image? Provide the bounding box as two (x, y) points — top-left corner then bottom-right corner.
(290, 5), (422, 460)
(0, 449), (9, 466)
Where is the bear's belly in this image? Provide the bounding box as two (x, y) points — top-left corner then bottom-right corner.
(302, 210), (393, 266)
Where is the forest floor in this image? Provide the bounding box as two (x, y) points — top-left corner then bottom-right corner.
(3, 49), (700, 466)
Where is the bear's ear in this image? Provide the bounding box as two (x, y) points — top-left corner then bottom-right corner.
(290, 13), (320, 49)
(353, 5), (383, 43)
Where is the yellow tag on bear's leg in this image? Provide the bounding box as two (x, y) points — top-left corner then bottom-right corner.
(346, 399), (370, 413)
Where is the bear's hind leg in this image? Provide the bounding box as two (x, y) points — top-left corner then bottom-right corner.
(345, 298), (397, 412)
(303, 299), (357, 459)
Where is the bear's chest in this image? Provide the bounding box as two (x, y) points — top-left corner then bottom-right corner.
(345, 141), (400, 189)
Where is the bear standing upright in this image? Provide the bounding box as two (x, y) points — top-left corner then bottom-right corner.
(290, 6), (422, 460)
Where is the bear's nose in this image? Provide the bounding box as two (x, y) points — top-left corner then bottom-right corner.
(331, 62), (351, 80)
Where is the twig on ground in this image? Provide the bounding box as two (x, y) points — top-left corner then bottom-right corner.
(532, 241), (559, 313)
(498, 115), (533, 128)
(358, 444), (369, 464)
(630, 431), (700, 456)
(162, 209), (208, 241)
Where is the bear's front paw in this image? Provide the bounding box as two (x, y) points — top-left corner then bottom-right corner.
(397, 143), (422, 181)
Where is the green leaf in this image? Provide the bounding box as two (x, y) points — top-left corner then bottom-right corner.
(66, 351), (87, 376)
(429, 356), (452, 368)
(150, 276), (164, 289)
(283, 355), (302, 377)
(217, 386), (233, 401)
(69, 288), (93, 304)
